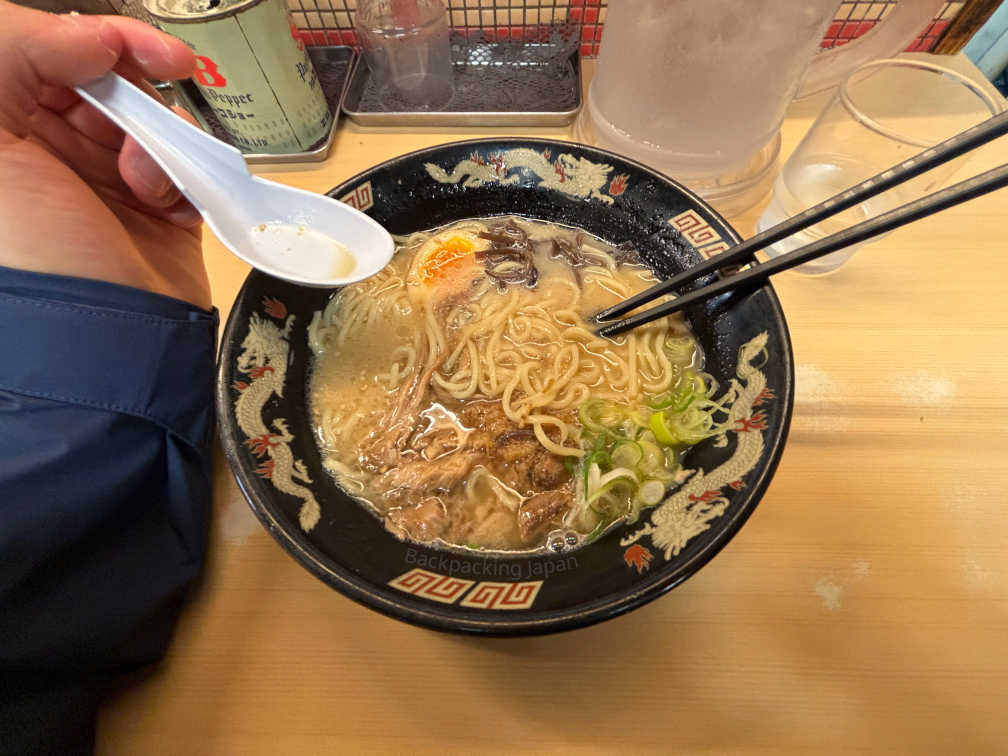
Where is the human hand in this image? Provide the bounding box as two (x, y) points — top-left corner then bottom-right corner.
(0, 0), (211, 309)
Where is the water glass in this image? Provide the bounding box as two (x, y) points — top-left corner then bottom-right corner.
(356, 0), (454, 108)
(758, 57), (1004, 275)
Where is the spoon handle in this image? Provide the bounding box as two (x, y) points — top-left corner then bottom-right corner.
(75, 73), (251, 214)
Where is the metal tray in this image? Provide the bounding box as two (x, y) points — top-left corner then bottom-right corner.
(169, 46), (355, 165)
(342, 43), (581, 127)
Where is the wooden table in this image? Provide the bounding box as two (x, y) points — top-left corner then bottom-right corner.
(98, 55), (1008, 753)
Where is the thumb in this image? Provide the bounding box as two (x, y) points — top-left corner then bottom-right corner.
(0, 1), (195, 136)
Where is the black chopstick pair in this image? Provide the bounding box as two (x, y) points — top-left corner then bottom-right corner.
(594, 109), (1008, 338)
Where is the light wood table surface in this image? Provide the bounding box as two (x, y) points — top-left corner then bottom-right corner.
(98, 55), (1008, 754)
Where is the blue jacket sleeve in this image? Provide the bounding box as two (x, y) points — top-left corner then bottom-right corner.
(0, 266), (218, 755)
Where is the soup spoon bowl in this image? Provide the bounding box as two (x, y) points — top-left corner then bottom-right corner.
(75, 73), (394, 287)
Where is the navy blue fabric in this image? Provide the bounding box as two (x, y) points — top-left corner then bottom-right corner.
(0, 266), (218, 755)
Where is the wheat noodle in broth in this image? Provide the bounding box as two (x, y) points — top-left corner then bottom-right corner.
(308, 217), (704, 552)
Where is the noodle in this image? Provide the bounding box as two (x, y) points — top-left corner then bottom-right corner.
(313, 222), (694, 455)
(308, 216), (703, 551)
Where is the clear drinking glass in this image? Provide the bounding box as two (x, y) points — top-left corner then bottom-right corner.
(757, 57), (1005, 275)
(355, 0), (454, 108)
(574, 0), (947, 217)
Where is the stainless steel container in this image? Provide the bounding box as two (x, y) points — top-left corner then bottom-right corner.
(144, 0), (333, 154)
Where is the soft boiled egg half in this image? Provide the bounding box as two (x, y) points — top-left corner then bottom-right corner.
(407, 227), (491, 308)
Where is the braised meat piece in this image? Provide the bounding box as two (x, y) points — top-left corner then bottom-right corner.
(458, 401), (515, 437)
(360, 354), (446, 473)
(495, 436), (541, 466)
(418, 429), (462, 460)
(517, 491), (571, 541)
(372, 398), (573, 545)
(385, 497), (448, 542)
(495, 428), (536, 445)
(458, 404), (573, 495)
(494, 428), (570, 495)
(359, 434), (404, 474)
(505, 453), (544, 495)
(465, 429), (496, 455)
(378, 450), (483, 500)
(531, 454), (568, 489)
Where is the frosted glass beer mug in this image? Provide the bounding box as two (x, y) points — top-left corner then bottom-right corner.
(575, 0), (944, 215)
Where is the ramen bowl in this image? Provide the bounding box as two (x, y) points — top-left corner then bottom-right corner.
(217, 138), (794, 635)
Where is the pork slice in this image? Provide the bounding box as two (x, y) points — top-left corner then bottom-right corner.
(466, 430), (496, 455)
(496, 437), (542, 465)
(531, 452), (569, 489)
(384, 497), (448, 542)
(359, 426), (409, 473)
(361, 350), (447, 473)
(419, 429), (462, 460)
(379, 450), (483, 499)
(458, 401), (514, 437)
(359, 404), (422, 474)
(499, 447), (570, 495)
(517, 490), (572, 541)
(495, 428), (536, 445)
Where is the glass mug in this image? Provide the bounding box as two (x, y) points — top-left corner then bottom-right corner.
(757, 58), (1005, 274)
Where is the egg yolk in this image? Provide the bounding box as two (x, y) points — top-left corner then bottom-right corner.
(418, 236), (476, 283)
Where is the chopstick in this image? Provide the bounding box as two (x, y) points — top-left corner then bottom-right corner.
(597, 160), (1008, 338)
(593, 109), (1008, 329)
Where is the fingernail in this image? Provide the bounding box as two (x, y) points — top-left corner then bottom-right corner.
(132, 155), (173, 197)
(58, 12), (115, 56)
(97, 19), (120, 62)
(131, 32), (176, 68)
(159, 34), (176, 56)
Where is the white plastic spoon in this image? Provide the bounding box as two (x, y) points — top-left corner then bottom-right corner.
(75, 73), (394, 287)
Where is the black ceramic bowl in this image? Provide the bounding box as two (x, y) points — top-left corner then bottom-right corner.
(217, 138), (794, 635)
